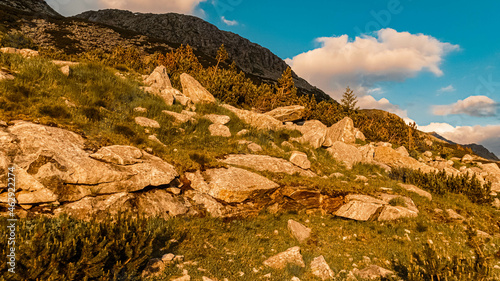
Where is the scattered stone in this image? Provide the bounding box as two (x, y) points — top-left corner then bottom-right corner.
(326, 141), (362, 169)
(186, 167), (279, 203)
(263, 246), (305, 270)
(202, 277), (214, 281)
(144, 65), (171, 90)
(281, 141), (295, 150)
(293, 120), (327, 149)
(335, 200), (382, 221)
(134, 107), (148, 113)
(264, 105), (305, 122)
(163, 110), (195, 124)
(208, 124), (231, 137)
(355, 175), (368, 182)
(90, 145), (143, 165)
(310, 255), (335, 280)
(63, 97), (76, 108)
(374, 146), (436, 173)
(446, 209), (465, 220)
(135, 117), (160, 128)
(162, 253), (176, 263)
(223, 104), (282, 130)
(221, 154), (316, 177)
(477, 230), (491, 239)
(171, 275), (191, 281)
(148, 135), (166, 146)
(492, 198), (500, 209)
(180, 73), (216, 104)
(289, 151), (311, 170)
(398, 183), (432, 201)
(204, 114), (231, 125)
(324, 117), (356, 146)
(423, 151), (433, 158)
(330, 172), (344, 178)
(354, 128), (366, 141)
(236, 129), (249, 136)
(142, 258), (166, 278)
(291, 277), (301, 281)
(60, 65), (71, 76)
(247, 142), (263, 152)
(396, 146), (409, 157)
(1, 47), (39, 57)
(461, 154), (474, 163)
(353, 265), (394, 280)
(287, 219), (311, 243)
(0, 69), (14, 81)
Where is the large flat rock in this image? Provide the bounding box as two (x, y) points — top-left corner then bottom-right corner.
(221, 154), (316, 177)
(186, 167), (279, 203)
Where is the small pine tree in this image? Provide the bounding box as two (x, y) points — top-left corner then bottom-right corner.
(274, 66), (298, 107)
(341, 86), (359, 113)
(212, 44), (229, 76)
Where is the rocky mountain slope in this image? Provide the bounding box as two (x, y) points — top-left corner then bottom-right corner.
(0, 0), (61, 18)
(75, 9), (331, 101)
(431, 132), (499, 161)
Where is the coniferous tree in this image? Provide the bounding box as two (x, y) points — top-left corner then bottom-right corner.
(212, 44), (229, 77)
(273, 66), (298, 108)
(341, 86), (359, 113)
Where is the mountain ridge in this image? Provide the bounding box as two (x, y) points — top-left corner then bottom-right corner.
(74, 9), (331, 101)
(431, 132), (499, 161)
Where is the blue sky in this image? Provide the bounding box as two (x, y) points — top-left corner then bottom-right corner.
(49, 0), (500, 156)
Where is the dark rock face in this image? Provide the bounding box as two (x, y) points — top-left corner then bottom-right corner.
(75, 9), (331, 101)
(0, 0), (61, 17)
(465, 144), (500, 161)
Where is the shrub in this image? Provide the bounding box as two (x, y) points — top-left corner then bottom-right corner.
(390, 168), (492, 204)
(0, 31), (37, 49)
(0, 213), (174, 280)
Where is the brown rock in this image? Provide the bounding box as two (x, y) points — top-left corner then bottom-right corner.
(353, 265), (394, 280)
(90, 145), (143, 165)
(289, 151), (311, 170)
(310, 256), (335, 280)
(208, 124), (231, 137)
(135, 117), (160, 128)
(264, 105), (305, 122)
(186, 167), (278, 203)
(144, 65), (172, 90)
(204, 114), (231, 125)
(180, 73), (216, 104)
(293, 120), (327, 149)
(221, 154), (316, 177)
(263, 246), (305, 269)
(287, 219), (311, 243)
(374, 146), (436, 173)
(163, 110), (195, 124)
(222, 104), (282, 130)
(326, 141), (362, 169)
(335, 200), (382, 221)
(0, 69), (14, 81)
(324, 117), (356, 146)
(398, 183), (432, 201)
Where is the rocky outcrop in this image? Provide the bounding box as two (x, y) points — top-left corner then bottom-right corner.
(353, 265), (394, 280)
(208, 124), (231, 137)
(144, 65), (172, 90)
(0, 47), (39, 58)
(292, 120), (327, 149)
(374, 146), (436, 173)
(0, 0), (61, 17)
(335, 194), (418, 221)
(398, 183), (432, 201)
(222, 104), (282, 130)
(0, 122), (179, 207)
(264, 105), (305, 122)
(324, 117), (356, 146)
(263, 246), (305, 269)
(204, 114), (230, 125)
(0, 69), (14, 81)
(185, 167), (278, 203)
(180, 73), (216, 104)
(289, 151), (311, 170)
(221, 154), (316, 177)
(163, 110), (195, 124)
(326, 141), (362, 169)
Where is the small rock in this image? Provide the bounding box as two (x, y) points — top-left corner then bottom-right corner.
(310, 255), (335, 280)
(162, 253), (175, 263)
(148, 135), (166, 146)
(172, 275), (191, 281)
(290, 151), (311, 170)
(263, 246), (305, 269)
(423, 151), (433, 158)
(492, 198), (500, 209)
(355, 175), (368, 182)
(330, 172), (344, 178)
(135, 117), (160, 128)
(396, 146), (409, 157)
(398, 183), (432, 201)
(446, 209), (465, 220)
(202, 277), (214, 281)
(180, 73), (216, 104)
(291, 277), (301, 281)
(353, 265), (393, 280)
(248, 142), (263, 152)
(163, 110), (194, 124)
(60, 65), (71, 76)
(236, 129), (249, 136)
(287, 219), (311, 243)
(204, 114), (231, 125)
(477, 230), (491, 239)
(462, 154), (474, 162)
(209, 124), (231, 137)
(281, 141), (295, 150)
(134, 107), (148, 113)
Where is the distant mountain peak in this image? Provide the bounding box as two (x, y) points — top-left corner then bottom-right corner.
(0, 0), (61, 17)
(431, 132), (499, 161)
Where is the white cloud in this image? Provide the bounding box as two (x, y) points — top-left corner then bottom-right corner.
(420, 122), (500, 156)
(286, 28), (459, 96)
(432, 95), (498, 117)
(221, 16), (238, 26)
(438, 85), (455, 92)
(367, 87), (384, 94)
(47, 0), (206, 16)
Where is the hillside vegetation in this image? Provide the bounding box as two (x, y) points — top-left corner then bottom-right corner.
(1, 22), (500, 281)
